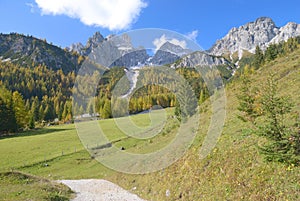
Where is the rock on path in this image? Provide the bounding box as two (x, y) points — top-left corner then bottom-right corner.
(59, 179), (146, 201)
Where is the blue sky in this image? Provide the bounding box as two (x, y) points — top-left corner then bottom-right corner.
(0, 0), (300, 50)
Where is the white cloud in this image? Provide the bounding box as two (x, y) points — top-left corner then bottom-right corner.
(186, 30), (198, 41)
(34, 0), (147, 30)
(153, 34), (187, 52)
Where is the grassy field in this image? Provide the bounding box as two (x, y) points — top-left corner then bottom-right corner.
(0, 108), (179, 200)
(0, 171), (73, 201)
(0, 108), (182, 200)
(0, 124), (81, 173)
(0, 49), (300, 200)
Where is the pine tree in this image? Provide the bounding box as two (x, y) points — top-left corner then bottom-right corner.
(25, 99), (30, 111)
(174, 99), (181, 121)
(31, 97), (39, 122)
(7, 97), (18, 132)
(284, 37), (298, 53)
(101, 99), (111, 119)
(67, 101), (73, 122)
(87, 101), (94, 116)
(39, 105), (44, 121)
(265, 44), (278, 62)
(253, 45), (264, 69)
(28, 114), (35, 129)
(111, 98), (127, 117)
(257, 74), (294, 163)
(62, 101), (68, 121)
(12, 91), (28, 128)
(0, 96), (9, 133)
(58, 102), (64, 121)
(79, 105), (84, 116)
(238, 74), (300, 165)
(44, 104), (55, 121)
(237, 74), (260, 123)
(0, 87), (17, 133)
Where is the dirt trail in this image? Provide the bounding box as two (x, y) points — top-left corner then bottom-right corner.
(59, 179), (146, 201)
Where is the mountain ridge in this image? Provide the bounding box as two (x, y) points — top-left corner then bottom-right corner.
(1, 17), (299, 73)
(209, 17), (300, 58)
(0, 33), (81, 73)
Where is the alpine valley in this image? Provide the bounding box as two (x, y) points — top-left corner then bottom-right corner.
(0, 16), (300, 201)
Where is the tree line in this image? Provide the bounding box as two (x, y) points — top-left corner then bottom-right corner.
(79, 66), (210, 119)
(236, 36), (300, 74)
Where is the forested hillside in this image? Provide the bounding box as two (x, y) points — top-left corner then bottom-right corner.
(1, 35), (299, 135)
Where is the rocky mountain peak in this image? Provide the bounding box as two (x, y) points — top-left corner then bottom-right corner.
(159, 41), (192, 56)
(209, 17), (280, 57)
(269, 22), (300, 44)
(254, 17), (275, 26)
(88, 31), (105, 45)
(148, 41), (193, 66)
(68, 32), (105, 55)
(69, 42), (84, 53)
(111, 34), (133, 50)
(86, 32), (105, 50)
(160, 41), (181, 49)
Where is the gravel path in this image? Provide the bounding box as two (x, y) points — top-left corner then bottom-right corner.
(58, 179), (146, 201)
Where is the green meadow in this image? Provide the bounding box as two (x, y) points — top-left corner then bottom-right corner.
(0, 108), (178, 178)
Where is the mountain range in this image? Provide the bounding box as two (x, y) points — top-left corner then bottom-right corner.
(0, 17), (299, 75)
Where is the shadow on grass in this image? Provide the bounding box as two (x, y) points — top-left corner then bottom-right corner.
(0, 127), (74, 140)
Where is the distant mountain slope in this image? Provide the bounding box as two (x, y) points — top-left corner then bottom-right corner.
(149, 42), (193, 65)
(172, 51), (232, 68)
(0, 33), (81, 73)
(209, 17), (300, 57)
(70, 32), (231, 68)
(170, 51), (235, 80)
(69, 32), (150, 67)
